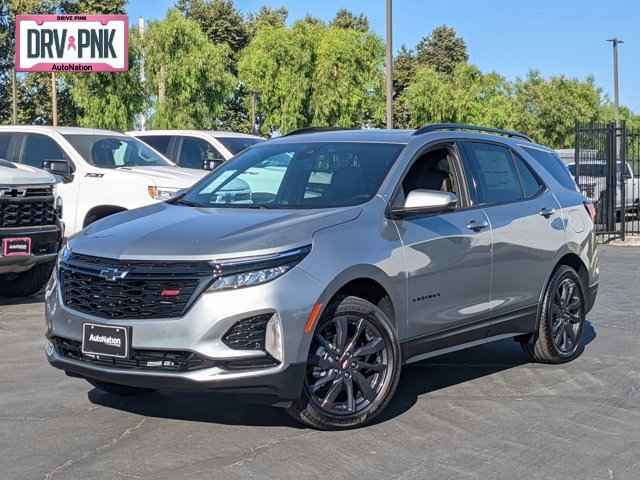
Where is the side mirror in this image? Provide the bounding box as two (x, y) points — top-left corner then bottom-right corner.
(43, 160), (74, 183)
(391, 190), (457, 219)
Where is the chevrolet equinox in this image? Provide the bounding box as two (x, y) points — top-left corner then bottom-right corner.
(45, 124), (599, 429)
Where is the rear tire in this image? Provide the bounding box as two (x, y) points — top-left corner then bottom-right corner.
(522, 265), (586, 363)
(288, 296), (401, 430)
(0, 262), (54, 298)
(87, 380), (155, 397)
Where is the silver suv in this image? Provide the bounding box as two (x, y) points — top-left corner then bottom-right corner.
(45, 124), (599, 429)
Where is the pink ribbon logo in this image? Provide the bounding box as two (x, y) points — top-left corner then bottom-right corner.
(67, 35), (77, 51)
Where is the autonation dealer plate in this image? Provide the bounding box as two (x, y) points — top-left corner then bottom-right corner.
(82, 323), (129, 359)
(15, 14), (128, 73)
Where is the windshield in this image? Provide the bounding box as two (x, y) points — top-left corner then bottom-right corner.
(177, 142), (405, 209)
(216, 136), (265, 155)
(63, 134), (173, 169)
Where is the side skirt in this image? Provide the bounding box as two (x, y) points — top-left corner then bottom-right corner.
(401, 305), (537, 365)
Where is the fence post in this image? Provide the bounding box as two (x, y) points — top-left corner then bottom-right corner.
(620, 121), (627, 241)
(574, 121), (581, 184)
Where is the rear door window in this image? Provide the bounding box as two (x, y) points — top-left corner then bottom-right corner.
(513, 153), (545, 198)
(21, 134), (68, 169)
(460, 142), (523, 205)
(0, 133), (16, 162)
(138, 135), (172, 156)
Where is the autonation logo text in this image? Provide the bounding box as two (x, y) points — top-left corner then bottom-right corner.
(89, 334), (122, 348)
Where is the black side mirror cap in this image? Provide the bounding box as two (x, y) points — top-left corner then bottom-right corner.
(43, 160), (74, 183)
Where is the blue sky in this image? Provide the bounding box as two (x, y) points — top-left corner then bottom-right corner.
(128, 0), (639, 113)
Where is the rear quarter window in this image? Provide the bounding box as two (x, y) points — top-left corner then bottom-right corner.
(523, 147), (577, 191)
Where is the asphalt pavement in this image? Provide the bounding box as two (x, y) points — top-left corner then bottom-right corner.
(1, 246), (639, 480)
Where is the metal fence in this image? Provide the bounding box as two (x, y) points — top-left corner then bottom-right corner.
(574, 122), (640, 242)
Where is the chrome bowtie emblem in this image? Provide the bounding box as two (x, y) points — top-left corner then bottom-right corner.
(0, 188), (27, 198)
(99, 268), (129, 281)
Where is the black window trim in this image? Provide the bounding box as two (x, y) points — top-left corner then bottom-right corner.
(385, 140), (473, 219)
(457, 139), (549, 209)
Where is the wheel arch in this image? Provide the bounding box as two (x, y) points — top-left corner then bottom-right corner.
(83, 205), (128, 228)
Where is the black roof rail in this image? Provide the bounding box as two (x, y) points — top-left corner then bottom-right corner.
(283, 127), (358, 137)
(413, 123), (533, 142)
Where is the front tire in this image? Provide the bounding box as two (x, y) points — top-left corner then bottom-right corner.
(0, 262), (54, 298)
(522, 265), (586, 363)
(87, 380), (155, 396)
(288, 296), (401, 430)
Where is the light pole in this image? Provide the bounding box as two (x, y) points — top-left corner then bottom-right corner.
(607, 38), (623, 125)
(385, 0), (393, 129)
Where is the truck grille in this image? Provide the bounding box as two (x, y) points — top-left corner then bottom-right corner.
(60, 253), (213, 319)
(0, 186), (55, 228)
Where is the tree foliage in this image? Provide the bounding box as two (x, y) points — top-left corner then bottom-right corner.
(246, 6), (288, 37)
(416, 25), (468, 76)
(177, 0), (248, 55)
(144, 10), (235, 129)
(330, 9), (369, 32)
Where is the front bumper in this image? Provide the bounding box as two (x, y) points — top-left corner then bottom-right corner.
(45, 264), (323, 403)
(0, 225), (61, 275)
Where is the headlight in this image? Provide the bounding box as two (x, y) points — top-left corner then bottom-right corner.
(207, 245), (311, 292)
(57, 243), (71, 269)
(148, 186), (180, 200)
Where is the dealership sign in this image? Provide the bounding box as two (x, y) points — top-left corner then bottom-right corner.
(16, 15), (128, 72)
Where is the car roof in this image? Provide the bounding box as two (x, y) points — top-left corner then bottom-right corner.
(128, 129), (263, 140)
(268, 129), (416, 144)
(0, 125), (126, 136)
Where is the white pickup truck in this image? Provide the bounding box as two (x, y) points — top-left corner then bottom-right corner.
(0, 126), (208, 237)
(0, 159), (63, 296)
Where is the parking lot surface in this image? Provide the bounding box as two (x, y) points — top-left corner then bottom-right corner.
(1, 246), (639, 480)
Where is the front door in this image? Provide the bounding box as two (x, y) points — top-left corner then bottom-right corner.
(392, 143), (493, 340)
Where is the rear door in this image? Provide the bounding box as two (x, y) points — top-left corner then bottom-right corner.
(459, 141), (565, 325)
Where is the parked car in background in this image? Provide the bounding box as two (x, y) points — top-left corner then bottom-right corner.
(46, 124), (599, 429)
(129, 130), (265, 170)
(566, 161), (640, 216)
(0, 159), (63, 296)
(0, 126), (208, 237)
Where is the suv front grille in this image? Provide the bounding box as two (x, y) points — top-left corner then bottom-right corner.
(0, 186), (55, 228)
(222, 314), (272, 350)
(60, 253), (213, 319)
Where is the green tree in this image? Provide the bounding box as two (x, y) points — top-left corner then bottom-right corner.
(401, 63), (513, 129)
(393, 46), (417, 128)
(330, 9), (369, 32)
(145, 10), (235, 129)
(416, 25), (468, 76)
(61, 0), (126, 14)
(311, 27), (385, 127)
(512, 71), (602, 147)
(239, 22), (317, 134)
(177, 0), (248, 55)
(246, 6), (288, 36)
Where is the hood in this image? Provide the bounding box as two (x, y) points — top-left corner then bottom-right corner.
(109, 166), (208, 187)
(0, 161), (56, 185)
(71, 203), (361, 260)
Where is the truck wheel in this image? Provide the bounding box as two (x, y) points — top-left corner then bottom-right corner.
(87, 380), (155, 396)
(522, 265), (586, 363)
(0, 262), (54, 298)
(287, 296), (401, 430)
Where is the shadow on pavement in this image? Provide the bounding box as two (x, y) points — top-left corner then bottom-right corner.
(0, 292), (44, 306)
(89, 322), (597, 429)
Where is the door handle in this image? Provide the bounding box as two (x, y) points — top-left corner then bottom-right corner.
(539, 207), (555, 218)
(466, 220), (489, 232)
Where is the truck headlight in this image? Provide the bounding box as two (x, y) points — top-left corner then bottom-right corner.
(207, 246), (311, 292)
(148, 186), (179, 200)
